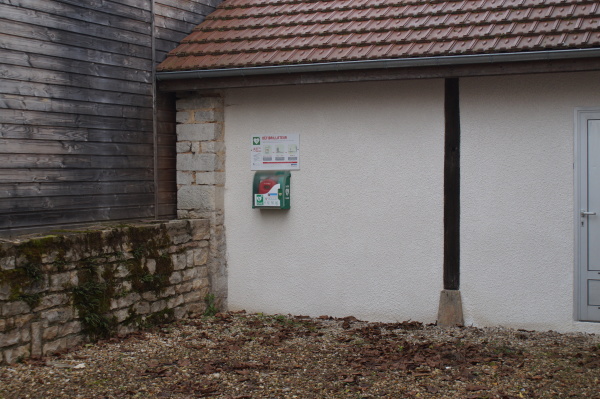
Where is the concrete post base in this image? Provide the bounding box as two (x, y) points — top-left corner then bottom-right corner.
(437, 289), (464, 327)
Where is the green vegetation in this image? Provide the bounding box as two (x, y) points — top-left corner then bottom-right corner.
(204, 293), (218, 316)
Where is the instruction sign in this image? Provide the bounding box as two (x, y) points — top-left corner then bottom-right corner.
(251, 134), (300, 170)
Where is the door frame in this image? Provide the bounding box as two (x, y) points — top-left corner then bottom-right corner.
(574, 108), (600, 322)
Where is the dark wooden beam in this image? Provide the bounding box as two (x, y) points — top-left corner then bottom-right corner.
(444, 78), (460, 291)
(158, 57), (600, 92)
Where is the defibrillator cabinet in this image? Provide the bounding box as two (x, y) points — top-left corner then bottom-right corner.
(252, 171), (291, 209)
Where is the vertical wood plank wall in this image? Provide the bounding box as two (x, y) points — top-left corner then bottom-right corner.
(0, 0), (221, 236)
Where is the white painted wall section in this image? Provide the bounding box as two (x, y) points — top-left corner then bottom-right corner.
(224, 80), (445, 323)
(461, 71), (600, 333)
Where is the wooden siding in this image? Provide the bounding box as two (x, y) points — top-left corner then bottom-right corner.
(0, 0), (221, 236)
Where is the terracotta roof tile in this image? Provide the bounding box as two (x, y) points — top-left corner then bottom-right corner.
(158, 0), (600, 72)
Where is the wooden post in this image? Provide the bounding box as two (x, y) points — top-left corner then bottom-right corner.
(438, 78), (464, 327)
(444, 78), (460, 291)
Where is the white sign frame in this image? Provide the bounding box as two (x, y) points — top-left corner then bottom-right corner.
(250, 134), (300, 170)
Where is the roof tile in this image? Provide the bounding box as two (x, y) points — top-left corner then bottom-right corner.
(158, 0), (600, 73)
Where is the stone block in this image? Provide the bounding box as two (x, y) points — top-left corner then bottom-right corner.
(176, 111), (191, 124)
(4, 344), (29, 364)
(150, 300), (166, 313)
(191, 142), (201, 154)
(189, 219), (210, 240)
(20, 327), (30, 342)
(174, 306), (188, 320)
(182, 268), (197, 282)
(200, 141), (225, 154)
(176, 123), (220, 142)
(41, 307), (73, 324)
(187, 303), (204, 316)
(0, 319), (6, 332)
(142, 292), (157, 301)
(2, 301), (30, 317)
(176, 96), (222, 111)
(194, 109), (223, 122)
(437, 290), (464, 327)
(50, 272), (72, 291)
(58, 321), (81, 337)
(135, 301), (150, 315)
(177, 153), (217, 172)
(117, 325), (136, 336)
(194, 248), (208, 266)
(117, 292), (141, 309)
(183, 290), (202, 303)
(146, 259), (156, 274)
(70, 334), (84, 347)
(171, 253), (187, 271)
(177, 185), (217, 211)
(167, 295), (184, 309)
(176, 141), (191, 153)
(160, 286), (176, 298)
(171, 232), (192, 245)
(43, 337), (68, 355)
(0, 255), (16, 271)
(35, 293), (68, 311)
(0, 329), (21, 348)
(177, 210), (191, 219)
(114, 308), (129, 323)
(13, 314), (33, 328)
(115, 264), (129, 278)
(169, 271), (183, 285)
(175, 282), (193, 294)
(0, 283), (10, 300)
(42, 325), (59, 341)
(177, 171), (194, 186)
(198, 172), (225, 187)
(192, 277), (208, 291)
(185, 250), (194, 268)
(31, 322), (43, 357)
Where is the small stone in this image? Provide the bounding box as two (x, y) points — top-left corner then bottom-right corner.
(50, 272), (71, 291)
(182, 268), (197, 281)
(150, 300), (166, 313)
(31, 322), (43, 357)
(146, 259), (156, 274)
(4, 344), (29, 364)
(135, 301), (150, 315)
(43, 337), (68, 355)
(0, 283), (10, 300)
(172, 253), (187, 271)
(42, 326), (59, 341)
(169, 271), (183, 285)
(167, 295), (184, 309)
(41, 307), (73, 324)
(193, 248), (208, 266)
(2, 301), (30, 317)
(0, 329), (21, 348)
(13, 314), (33, 328)
(60, 321), (81, 337)
(183, 290), (202, 304)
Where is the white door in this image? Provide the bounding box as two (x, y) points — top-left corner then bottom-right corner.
(578, 110), (600, 322)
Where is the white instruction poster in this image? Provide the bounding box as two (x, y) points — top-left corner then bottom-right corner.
(250, 134), (300, 170)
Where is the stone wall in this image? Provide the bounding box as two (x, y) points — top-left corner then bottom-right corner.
(0, 219), (212, 364)
(175, 93), (227, 310)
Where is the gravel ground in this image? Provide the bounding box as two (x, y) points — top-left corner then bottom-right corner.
(1, 312), (600, 399)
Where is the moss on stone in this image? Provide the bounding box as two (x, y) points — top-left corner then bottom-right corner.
(125, 225), (174, 294)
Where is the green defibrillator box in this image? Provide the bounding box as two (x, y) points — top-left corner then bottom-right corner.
(252, 171), (291, 209)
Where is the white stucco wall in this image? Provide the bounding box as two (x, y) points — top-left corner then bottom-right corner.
(224, 80), (445, 322)
(461, 71), (600, 333)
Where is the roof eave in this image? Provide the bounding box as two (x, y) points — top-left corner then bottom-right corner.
(156, 48), (600, 81)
